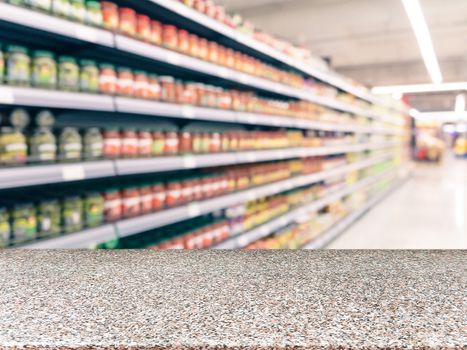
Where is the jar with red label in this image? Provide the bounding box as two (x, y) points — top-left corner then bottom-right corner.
(192, 178), (203, 200)
(179, 131), (192, 154)
(195, 83), (206, 106)
(139, 185), (153, 215)
(209, 132), (221, 152)
(101, 1), (119, 31)
(221, 132), (230, 152)
(121, 128), (138, 157)
(133, 70), (149, 99)
(165, 130), (179, 154)
(174, 80), (186, 104)
(152, 129), (165, 155)
(99, 63), (117, 95)
(188, 34), (199, 57)
(150, 20), (162, 45)
(219, 89), (231, 109)
(178, 29), (190, 53)
(119, 8), (136, 37)
(202, 176), (214, 199)
(117, 67), (134, 96)
(208, 41), (219, 63)
(183, 179), (195, 202)
(103, 128), (121, 159)
(148, 74), (161, 100)
(226, 48), (235, 68)
(162, 25), (178, 50)
(152, 182), (166, 211)
(103, 188), (122, 222)
(218, 45), (227, 66)
(184, 83), (198, 105)
(136, 14), (151, 42)
(166, 181), (181, 208)
(194, 0), (206, 13)
(138, 129), (153, 157)
(122, 186), (141, 218)
(160, 76), (176, 102)
(198, 38), (208, 60)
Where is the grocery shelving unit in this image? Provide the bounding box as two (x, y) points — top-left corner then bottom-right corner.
(0, 0), (411, 249)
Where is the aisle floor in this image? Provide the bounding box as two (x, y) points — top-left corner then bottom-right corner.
(328, 156), (467, 249)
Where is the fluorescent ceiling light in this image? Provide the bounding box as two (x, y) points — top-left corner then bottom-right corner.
(401, 0), (442, 83)
(372, 82), (467, 95)
(455, 94), (465, 113)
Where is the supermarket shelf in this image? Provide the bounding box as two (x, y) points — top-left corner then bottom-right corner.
(20, 154), (393, 248)
(0, 142), (398, 190)
(0, 2), (402, 121)
(0, 161), (115, 190)
(214, 164), (397, 249)
(0, 86), (114, 111)
(302, 168), (411, 249)
(21, 224), (116, 249)
(0, 2), (114, 47)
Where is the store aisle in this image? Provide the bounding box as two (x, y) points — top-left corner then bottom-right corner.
(328, 156), (467, 249)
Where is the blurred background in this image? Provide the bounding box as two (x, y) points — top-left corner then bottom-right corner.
(0, 0), (465, 250)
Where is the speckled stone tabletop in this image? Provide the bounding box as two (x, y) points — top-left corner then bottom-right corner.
(0, 250), (466, 350)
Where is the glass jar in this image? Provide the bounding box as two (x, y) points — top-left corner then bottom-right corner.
(117, 67), (134, 96)
(208, 41), (219, 63)
(0, 207), (11, 248)
(150, 20), (162, 45)
(188, 34), (199, 57)
(103, 128), (121, 159)
(29, 127), (57, 163)
(152, 182), (166, 211)
(137, 129), (152, 157)
(136, 14), (151, 42)
(79, 59), (99, 92)
(11, 203), (37, 243)
(119, 7), (136, 37)
(58, 56), (79, 91)
(165, 130), (179, 154)
(99, 63), (117, 95)
(6, 45), (30, 86)
(27, 0), (51, 11)
(178, 29), (189, 53)
(52, 0), (70, 18)
(103, 188), (122, 221)
(179, 131), (192, 154)
(166, 182), (181, 208)
(32, 50), (56, 89)
(198, 38), (208, 60)
(160, 76), (176, 102)
(85, 1), (102, 27)
(83, 127), (103, 160)
(181, 180), (194, 203)
(84, 192), (104, 227)
(37, 199), (61, 237)
(148, 74), (161, 100)
(0, 127), (27, 166)
(121, 128), (138, 157)
(62, 196), (83, 233)
(69, 0), (86, 22)
(139, 185), (153, 215)
(133, 70), (149, 99)
(162, 25), (178, 49)
(152, 129), (165, 156)
(101, 1), (118, 30)
(58, 127), (82, 161)
(174, 80), (186, 104)
(122, 186), (141, 218)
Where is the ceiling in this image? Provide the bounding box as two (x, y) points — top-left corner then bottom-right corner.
(218, 0), (467, 111)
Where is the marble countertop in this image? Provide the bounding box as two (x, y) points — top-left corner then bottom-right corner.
(0, 250), (465, 350)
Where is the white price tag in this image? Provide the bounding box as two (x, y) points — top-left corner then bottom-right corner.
(183, 154), (197, 169)
(166, 52), (181, 65)
(188, 203), (201, 218)
(75, 26), (97, 43)
(0, 87), (14, 104)
(276, 150), (285, 159)
(274, 85), (284, 94)
(217, 67), (230, 79)
(62, 165), (85, 181)
(271, 118), (281, 126)
(182, 105), (195, 118)
(246, 152), (257, 162)
(246, 114), (257, 124)
(237, 235), (249, 247)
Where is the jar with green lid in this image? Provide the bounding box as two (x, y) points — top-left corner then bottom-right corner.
(58, 56), (79, 91)
(62, 196), (83, 233)
(52, 0), (70, 18)
(0, 127), (27, 165)
(69, 0), (86, 22)
(85, 1), (102, 27)
(0, 42), (4, 83)
(83, 127), (103, 160)
(9, 108), (30, 129)
(79, 59), (99, 92)
(37, 199), (61, 237)
(0, 207), (11, 248)
(11, 203), (37, 243)
(59, 127), (82, 161)
(84, 192), (104, 227)
(30, 127), (57, 163)
(6, 45), (30, 86)
(26, 0), (51, 11)
(32, 50), (57, 89)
